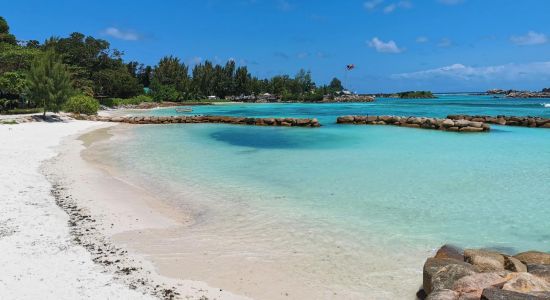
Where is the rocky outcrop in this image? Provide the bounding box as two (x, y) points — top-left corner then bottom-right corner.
(337, 115), (490, 132)
(327, 94), (375, 102)
(486, 89), (550, 98)
(72, 114), (321, 127)
(420, 246), (550, 300)
(447, 115), (550, 128)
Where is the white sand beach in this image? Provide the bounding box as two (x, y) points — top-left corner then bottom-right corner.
(0, 120), (247, 300)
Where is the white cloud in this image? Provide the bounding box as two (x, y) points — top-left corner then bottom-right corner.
(102, 27), (140, 41)
(416, 36), (429, 43)
(437, 0), (464, 5)
(368, 37), (405, 53)
(277, 0), (293, 11)
(510, 31), (548, 46)
(383, 3), (397, 13)
(437, 38), (452, 47)
(365, 0), (411, 13)
(391, 62), (550, 81)
(364, 0), (384, 10)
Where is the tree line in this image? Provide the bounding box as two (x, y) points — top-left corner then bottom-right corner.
(0, 16), (345, 113)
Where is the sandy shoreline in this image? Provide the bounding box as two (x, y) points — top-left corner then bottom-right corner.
(0, 120), (246, 300)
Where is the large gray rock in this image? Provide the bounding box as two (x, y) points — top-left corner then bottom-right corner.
(502, 273), (550, 293)
(464, 249), (505, 272)
(424, 258), (476, 294)
(514, 252), (550, 265)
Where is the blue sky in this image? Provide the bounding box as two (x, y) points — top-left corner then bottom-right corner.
(3, 0), (550, 92)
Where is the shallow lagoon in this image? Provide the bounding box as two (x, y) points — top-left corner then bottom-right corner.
(98, 96), (550, 298)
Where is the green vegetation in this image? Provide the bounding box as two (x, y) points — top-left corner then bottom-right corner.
(26, 50), (73, 116)
(104, 95), (153, 107)
(1, 119), (17, 125)
(64, 94), (100, 115)
(0, 15), (348, 116)
(396, 91), (436, 99)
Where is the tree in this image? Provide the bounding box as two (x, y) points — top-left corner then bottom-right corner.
(94, 67), (142, 98)
(26, 51), (73, 116)
(329, 77), (344, 92)
(152, 56), (190, 100)
(0, 71), (27, 104)
(0, 16), (17, 45)
(0, 43), (41, 74)
(234, 66), (250, 95)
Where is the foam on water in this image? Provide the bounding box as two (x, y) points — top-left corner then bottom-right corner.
(95, 95), (550, 298)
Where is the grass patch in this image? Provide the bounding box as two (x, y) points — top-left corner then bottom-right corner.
(0, 120), (18, 125)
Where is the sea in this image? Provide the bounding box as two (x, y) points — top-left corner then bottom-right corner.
(88, 95), (550, 299)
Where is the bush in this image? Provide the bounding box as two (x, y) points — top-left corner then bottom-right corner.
(104, 95), (153, 107)
(64, 94), (100, 115)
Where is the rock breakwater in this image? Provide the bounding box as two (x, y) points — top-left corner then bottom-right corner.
(73, 114), (321, 127)
(420, 245), (550, 300)
(447, 115), (550, 128)
(336, 115), (490, 132)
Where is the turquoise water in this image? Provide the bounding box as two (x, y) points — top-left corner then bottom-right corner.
(100, 95), (550, 298)
(150, 95), (550, 125)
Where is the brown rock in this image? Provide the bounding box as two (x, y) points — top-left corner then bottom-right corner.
(435, 245), (465, 261)
(452, 272), (511, 299)
(337, 116), (354, 123)
(502, 273), (550, 293)
(515, 252), (550, 265)
(432, 264), (478, 293)
(464, 249), (505, 272)
(402, 123), (421, 128)
(424, 258), (475, 294)
(505, 256), (528, 272)
(481, 288), (544, 300)
(460, 126), (485, 132)
(528, 265), (550, 284)
(442, 119), (455, 128)
(426, 289), (459, 300)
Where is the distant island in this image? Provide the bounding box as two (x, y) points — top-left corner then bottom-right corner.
(486, 88), (550, 98)
(372, 91), (436, 99)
